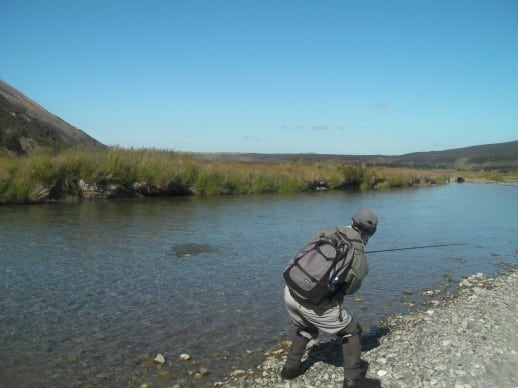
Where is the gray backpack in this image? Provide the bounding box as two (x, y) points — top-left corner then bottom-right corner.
(284, 228), (360, 304)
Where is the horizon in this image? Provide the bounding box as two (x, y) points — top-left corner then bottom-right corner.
(178, 138), (518, 157)
(1, 1), (517, 156)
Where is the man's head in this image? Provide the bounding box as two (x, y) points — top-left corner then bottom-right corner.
(352, 208), (378, 244)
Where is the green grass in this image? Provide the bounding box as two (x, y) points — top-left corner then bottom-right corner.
(1, 146), (513, 204)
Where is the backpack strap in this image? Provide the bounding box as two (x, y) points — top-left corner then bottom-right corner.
(336, 227), (363, 248)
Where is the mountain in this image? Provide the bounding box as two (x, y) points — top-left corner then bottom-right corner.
(0, 79), (104, 154)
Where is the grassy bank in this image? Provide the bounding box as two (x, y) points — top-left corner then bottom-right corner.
(0, 146), (508, 204)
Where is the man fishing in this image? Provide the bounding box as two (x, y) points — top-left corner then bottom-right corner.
(282, 208), (381, 388)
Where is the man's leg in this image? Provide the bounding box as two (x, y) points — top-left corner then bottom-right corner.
(340, 318), (380, 388)
(340, 318), (363, 380)
(280, 329), (312, 379)
(282, 287), (319, 379)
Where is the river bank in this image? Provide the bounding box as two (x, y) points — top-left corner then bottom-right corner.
(0, 145), (484, 204)
(220, 267), (518, 388)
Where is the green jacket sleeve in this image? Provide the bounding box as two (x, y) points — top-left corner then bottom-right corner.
(339, 226), (369, 295)
(343, 248), (369, 295)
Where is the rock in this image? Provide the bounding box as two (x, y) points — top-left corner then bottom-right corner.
(179, 353), (191, 361)
(472, 286), (484, 294)
(132, 182), (162, 196)
(199, 367), (211, 376)
(78, 178), (132, 199)
(28, 184), (52, 202)
(459, 279), (471, 287)
(153, 353), (165, 364)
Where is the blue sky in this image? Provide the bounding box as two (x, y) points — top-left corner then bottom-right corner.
(1, 1), (517, 155)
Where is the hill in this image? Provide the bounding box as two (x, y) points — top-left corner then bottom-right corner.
(191, 140), (518, 172)
(0, 79), (103, 154)
(384, 141), (518, 170)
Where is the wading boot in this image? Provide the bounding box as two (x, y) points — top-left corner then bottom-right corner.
(341, 330), (362, 382)
(280, 332), (309, 379)
(341, 326), (380, 387)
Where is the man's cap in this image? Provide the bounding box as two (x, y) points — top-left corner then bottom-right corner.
(352, 208), (378, 234)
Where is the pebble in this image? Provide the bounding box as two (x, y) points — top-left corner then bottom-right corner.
(178, 353), (191, 361)
(220, 268), (518, 387)
(199, 367), (211, 376)
(153, 353), (165, 364)
(229, 369), (247, 377)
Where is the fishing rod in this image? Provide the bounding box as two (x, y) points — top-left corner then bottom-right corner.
(365, 242), (467, 254)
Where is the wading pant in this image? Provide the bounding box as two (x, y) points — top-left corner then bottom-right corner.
(284, 286), (363, 380)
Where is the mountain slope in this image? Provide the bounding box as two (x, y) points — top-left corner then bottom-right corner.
(0, 79), (103, 154)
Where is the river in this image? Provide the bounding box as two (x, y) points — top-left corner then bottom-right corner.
(1, 182), (517, 387)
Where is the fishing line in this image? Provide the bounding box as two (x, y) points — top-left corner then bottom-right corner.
(365, 242), (467, 254)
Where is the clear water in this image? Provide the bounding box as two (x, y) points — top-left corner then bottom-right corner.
(1, 183), (517, 387)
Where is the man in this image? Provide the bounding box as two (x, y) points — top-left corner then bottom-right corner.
(282, 208), (380, 388)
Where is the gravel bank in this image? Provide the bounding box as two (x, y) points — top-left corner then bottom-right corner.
(220, 268), (518, 388)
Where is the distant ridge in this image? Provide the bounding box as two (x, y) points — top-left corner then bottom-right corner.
(386, 140), (518, 169)
(0, 79), (104, 154)
(190, 140), (518, 171)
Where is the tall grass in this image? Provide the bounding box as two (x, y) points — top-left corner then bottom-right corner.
(0, 149), (63, 202)
(0, 146), (480, 204)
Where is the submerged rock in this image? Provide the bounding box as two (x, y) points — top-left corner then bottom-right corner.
(153, 353), (165, 364)
(198, 367), (211, 376)
(171, 243), (218, 258)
